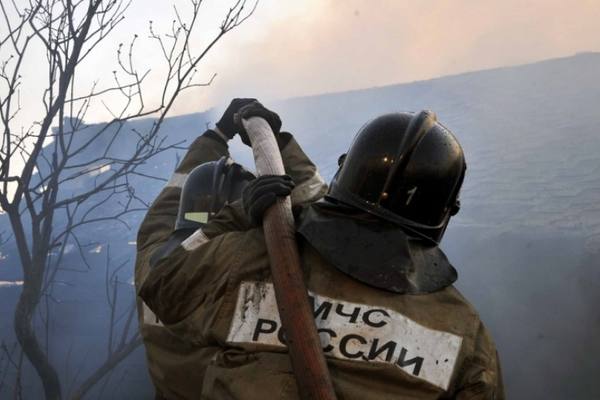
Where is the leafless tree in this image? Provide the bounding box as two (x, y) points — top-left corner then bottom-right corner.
(64, 246), (142, 400)
(0, 340), (24, 399)
(0, 1), (258, 399)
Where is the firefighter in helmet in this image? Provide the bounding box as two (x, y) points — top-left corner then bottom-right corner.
(136, 99), (504, 399)
(135, 98), (328, 399)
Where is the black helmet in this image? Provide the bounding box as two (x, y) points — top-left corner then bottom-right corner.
(327, 110), (466, 244)
(175, 157), (255, 231)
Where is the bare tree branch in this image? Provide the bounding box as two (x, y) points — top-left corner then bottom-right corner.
(0, 0), (259, 398)
(69, 335), (142, 400)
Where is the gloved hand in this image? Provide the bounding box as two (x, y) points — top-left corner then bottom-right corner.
(242, 175), (295, 225)
(235, 101), (282, 146)
(215, 98), (257, 139)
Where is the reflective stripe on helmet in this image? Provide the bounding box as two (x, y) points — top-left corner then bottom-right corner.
(184, 212), (210, 224)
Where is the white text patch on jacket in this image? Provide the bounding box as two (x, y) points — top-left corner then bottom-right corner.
(226, 281), (463, 390)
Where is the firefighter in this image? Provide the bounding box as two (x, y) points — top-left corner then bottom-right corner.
(134, 98), (327, 399)
(137, 100), (504, 399)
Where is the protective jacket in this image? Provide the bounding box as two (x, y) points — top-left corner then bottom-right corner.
(136, 133), (504, 400)
(135, 131), (328, 399)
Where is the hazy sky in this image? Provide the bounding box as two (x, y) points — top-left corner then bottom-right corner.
(188, 0), (600, 115)
(5, 0), (600, 125)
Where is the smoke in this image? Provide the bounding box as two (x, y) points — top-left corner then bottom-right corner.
(172, 0), (600, 115)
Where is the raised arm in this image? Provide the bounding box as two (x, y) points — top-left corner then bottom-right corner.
(202, 102), (327, 237)
(138, 101), (328, 326)
(135, 131), (228, 254)
(135, 98), (257, 285)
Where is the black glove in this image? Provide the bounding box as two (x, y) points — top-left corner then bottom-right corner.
(235, 101), (282, 146)
(242, 175), (295, 225)
(215, 98), (257, 139)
